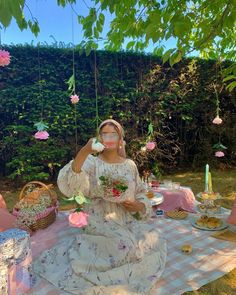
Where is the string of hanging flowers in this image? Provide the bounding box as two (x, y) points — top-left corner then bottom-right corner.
(212, 84), (226, 158)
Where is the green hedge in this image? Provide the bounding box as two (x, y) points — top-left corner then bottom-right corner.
(0, 45), (235, 183)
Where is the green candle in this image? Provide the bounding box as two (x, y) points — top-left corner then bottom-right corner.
(205, 164), (209, 192)
(208, 172), (212, 193)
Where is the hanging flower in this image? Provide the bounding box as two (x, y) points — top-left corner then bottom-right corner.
(0, 49), (11, 67)
(212, 116), (222, 125)
(146, 141), (156, 151)
(215, 151), (225, 157)
(69, 211), (89, 228)
(70, 94), (79, 104)
(34, 130), (49, 140)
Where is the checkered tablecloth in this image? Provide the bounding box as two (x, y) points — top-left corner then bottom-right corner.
(26, 211), (236, 295)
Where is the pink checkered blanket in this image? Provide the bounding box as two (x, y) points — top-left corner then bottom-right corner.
(26, 211), (236, 295)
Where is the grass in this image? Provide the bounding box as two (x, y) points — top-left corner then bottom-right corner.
(1, 167), (236, 295)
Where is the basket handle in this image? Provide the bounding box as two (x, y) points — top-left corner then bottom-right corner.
(19, 181), (53, 200)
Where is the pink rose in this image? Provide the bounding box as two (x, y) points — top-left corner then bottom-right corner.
(112, 188), (121, 198)
(69, 211), (89, 228)
(34, 130), (49, 140)
(215, 151), (225, 157)
(70, 94), (79, 104)
(0, 50), (11, 67)
(146, 141), (156, 151)
(212, 116), (222, 125)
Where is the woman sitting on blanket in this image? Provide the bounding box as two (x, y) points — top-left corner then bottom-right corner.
(33, 119), (167, 295)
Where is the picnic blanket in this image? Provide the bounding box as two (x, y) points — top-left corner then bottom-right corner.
(26, 211), (236, 295)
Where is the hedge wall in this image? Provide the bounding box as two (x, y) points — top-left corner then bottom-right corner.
(0, 45), (235, 183)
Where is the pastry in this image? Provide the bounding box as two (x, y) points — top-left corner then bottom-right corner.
(166, 209), (188, 219)
(181, 244), (192, 254)
(146, 191), (154, 199)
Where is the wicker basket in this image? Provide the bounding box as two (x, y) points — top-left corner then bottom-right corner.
(14, 181), (58, 231)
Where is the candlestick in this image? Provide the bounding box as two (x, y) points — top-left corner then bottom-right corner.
(205, 164), (209, 192)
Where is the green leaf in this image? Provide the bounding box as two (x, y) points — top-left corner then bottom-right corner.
(169, 51), (182, 67)
(226, 81), (236, 92)
(223, 75), (236, 82)
(34, 121), (49, 131)
(162, 49), (175, 64)
(126, 41), (135, 50)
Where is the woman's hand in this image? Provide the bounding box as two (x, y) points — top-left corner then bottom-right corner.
(122, 200), (146, 214)
(72, 138), (101, 173)
(83, 138), (104, 154)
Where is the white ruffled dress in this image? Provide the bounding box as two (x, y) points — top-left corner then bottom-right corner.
(33, 155), (167, 295)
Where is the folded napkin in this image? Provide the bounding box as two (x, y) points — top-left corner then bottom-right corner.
(211, 229), (236, 243)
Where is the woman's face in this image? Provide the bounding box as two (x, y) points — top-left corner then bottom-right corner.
(100, 124), (120, 150)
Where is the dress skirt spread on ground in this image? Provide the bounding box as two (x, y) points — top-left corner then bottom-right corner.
(32, 155), (167, 295)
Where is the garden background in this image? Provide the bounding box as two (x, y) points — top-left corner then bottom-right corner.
(0, 45), (235, 185)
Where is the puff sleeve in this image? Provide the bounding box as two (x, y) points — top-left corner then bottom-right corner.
(57, 155), (95, 198)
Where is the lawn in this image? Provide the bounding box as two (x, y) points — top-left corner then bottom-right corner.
(1, 167), (236, 295)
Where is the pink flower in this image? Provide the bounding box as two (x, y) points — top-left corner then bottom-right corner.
(215, 151), (225, 157)
(112, 188), (121, 198)
(34, 131), (49, 140)
(146, 141), (156, 151)
(70, 94), (79, 104)
(69, 211), (89, 228)
(0, 50), (11, 67)
(212, 116), (222, 125)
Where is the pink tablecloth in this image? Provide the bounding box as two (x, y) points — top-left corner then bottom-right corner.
(153, 187), (196, 213)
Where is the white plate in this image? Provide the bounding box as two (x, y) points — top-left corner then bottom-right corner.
(190, 216), (228, 231)
(149, 192), (164, 206)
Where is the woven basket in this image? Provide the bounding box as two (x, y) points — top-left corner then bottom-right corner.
(14, 181), (58, 231)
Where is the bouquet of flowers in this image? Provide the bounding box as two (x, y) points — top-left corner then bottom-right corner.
(99, 175), (128, 199)
(61, 192), (90, 228)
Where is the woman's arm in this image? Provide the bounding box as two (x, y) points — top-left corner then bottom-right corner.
(72, 139), (94, 173)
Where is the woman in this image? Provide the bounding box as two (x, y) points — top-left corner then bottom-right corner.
(33, 119), (167, 295)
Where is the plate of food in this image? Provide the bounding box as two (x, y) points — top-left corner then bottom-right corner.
(196, 203), (222, 214)
(166, 209), (188, 220)
(191, 215), (228, 231)
(146, 191), (164, 206)
(197, 192), (222, 201)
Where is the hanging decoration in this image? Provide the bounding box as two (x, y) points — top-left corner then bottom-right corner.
(212, 84), (223, 125)
(33, 45), (49, 140)
(34, 121), (49, 140)
(70, 94), (79, 104)
(66, 7), (80, 153)
(0, 49), (10, 66)
(212, 83), (226, 157)
(141, 122), (156, 152)
(0, 29), (11, 66)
